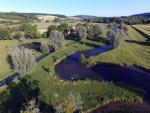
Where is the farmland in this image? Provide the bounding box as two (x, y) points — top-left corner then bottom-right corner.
(0, 10), (150, 113)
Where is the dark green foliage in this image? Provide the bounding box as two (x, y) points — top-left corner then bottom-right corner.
(40, 42), (49, 53)
(0, 28), (12, 40)
(19, 24), (41, 39)
(87, 26), (95, 38)
(0, 77), (40, 113)
(47, 25), (58, 37)
(79, 54), (87, 65)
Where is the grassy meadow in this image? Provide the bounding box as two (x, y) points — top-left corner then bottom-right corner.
(0, 22), (150, 112)
(89, 26), (150, 70)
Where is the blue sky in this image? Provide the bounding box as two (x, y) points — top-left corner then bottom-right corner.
(0, 0), (150, 16)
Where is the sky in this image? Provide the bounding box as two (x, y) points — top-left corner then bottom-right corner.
(0, 0), (150, 17)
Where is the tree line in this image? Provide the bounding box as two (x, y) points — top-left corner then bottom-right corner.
(85, 16), (150, 25)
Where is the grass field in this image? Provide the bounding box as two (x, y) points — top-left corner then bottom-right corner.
(29, 42), (143, 111)
(0, 38), (48, 80)
(89, 26), (150, 70)
(0, 24), (147, 112)
(132, 25), (150, 37)
(134, 25), (150, 32)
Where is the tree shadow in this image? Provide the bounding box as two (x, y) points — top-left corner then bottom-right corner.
(19, 42), (41, 52)
(125, 39), (150, 46)
(6, 55), (14, 69)
(80, 41), (100, 48)
(42, 65), (49, 73)
(87, 36), (108, 44)
(0, 76), (55, 113)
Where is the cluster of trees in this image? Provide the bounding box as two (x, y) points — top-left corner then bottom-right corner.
(85, 16), (150, 25)
(0, 23), (41, 40)
(75, 23), (102, 42)
(14, 24), (41, 41)
(0, 28), (12, 40)
(107, 23), (128, 49)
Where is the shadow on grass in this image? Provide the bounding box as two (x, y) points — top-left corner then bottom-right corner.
(125, 39), (150, 46)
(87, 36), (108, 44)
(6, 55), (14, 70)
(0, 76), (55, 113)
(42, 65), (49, 73)
(19, 42), (41, 52)
(80, 41), (100, 48)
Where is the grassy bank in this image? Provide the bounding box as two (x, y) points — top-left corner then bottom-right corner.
(0, 39), (48, 80)
(89, 26), (150, 70)
(28, 40), (143, 111)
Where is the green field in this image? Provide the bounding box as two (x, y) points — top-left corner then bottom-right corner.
(89, 26), (150, 70)
(132, 25), (150, 37)
(0, 39), (48, 80)
(28, 40), (143, 112)
(0, 24), (149, 112)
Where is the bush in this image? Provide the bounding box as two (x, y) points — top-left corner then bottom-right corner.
(79, 54), (87, 66)
(47, 25), (58, 37)
(40, 42), (49, 53)
(19, 23), (41, 39)
(0, 28), (12, 40)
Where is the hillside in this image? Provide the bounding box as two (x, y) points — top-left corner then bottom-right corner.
(132, 12), (150, 18)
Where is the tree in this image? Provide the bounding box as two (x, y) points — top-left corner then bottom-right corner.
(108, 23), (113, 28)
(47, 25), (58, 37)
(54, 92), (83, 113)
(76, 26), (87, 42)
(93, 24), (102, 36)
(49, 30), (64, 51)
(20, 99), (40, 113)
(87, 26), (95, 38)
(66, 92), (83, 113)
(12, 47), (36, 76)
(40, 42), (49, 53)
(19, 24), (40, 39)
(107, 30), (120, 49)
(79, 54), (87, 66)
(120, 23), (128, 35)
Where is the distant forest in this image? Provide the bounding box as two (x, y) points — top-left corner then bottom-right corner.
(75, 13), (150, 24)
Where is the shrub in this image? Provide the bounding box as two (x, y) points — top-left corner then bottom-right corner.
(19, 23), (41, 39)
(0, 28), (12, 40)
(40, 42), (49, 53)
(79, 54), (87, 66)
(20, 99), (40, 113)
(47, 25), (58, 37)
